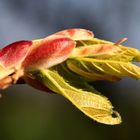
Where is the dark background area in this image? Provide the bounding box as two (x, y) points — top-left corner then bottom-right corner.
(0, 0), (140, 140)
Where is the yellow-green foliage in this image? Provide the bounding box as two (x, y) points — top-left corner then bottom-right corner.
(28, 38), (140, 125)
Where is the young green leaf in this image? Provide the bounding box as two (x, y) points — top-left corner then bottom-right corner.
(29, 68), (121, 125)
(118, 46), (140, 62)
(52, 63), (103, 94)
(67, 58), (140, 80)
(75, 38), (140, 62)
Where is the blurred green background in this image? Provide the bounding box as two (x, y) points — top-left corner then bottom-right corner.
(0, 0), (140, 140)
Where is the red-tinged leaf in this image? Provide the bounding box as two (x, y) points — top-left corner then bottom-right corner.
(23, 37), (76, 70)
(0, 40), (32, 68)
(0, 41), (32, 79)
(54, 28), (94, 40)
(72, 44), (120, 57)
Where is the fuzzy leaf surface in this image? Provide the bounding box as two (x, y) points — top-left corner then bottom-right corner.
(30, 68), (121, 125)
